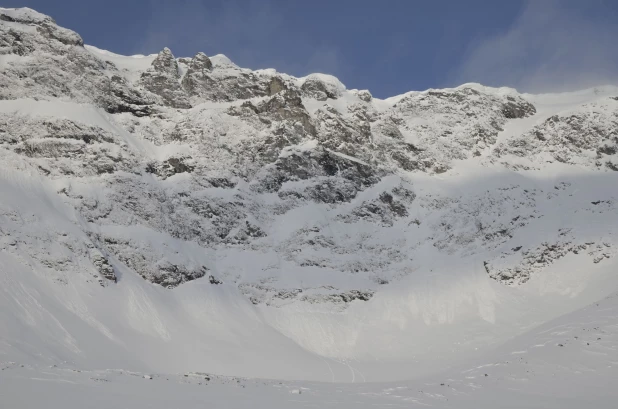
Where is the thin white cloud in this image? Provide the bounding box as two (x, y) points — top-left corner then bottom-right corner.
(140, 0), (281, 57)
(452, 0), (618, 92)
(138, 0), (342, 77)
(305, 47), (341, 76)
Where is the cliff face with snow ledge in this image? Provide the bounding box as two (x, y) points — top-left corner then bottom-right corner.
(0, 7), (617, 382)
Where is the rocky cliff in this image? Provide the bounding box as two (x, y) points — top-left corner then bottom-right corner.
(1, 6), (617, 312)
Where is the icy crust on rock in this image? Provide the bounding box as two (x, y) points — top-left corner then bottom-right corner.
(1, 7), (618, 384)
(0, 7), (54, 24)
(492, 98), (618, 170)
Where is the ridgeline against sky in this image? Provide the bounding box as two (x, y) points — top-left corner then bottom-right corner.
(5, 0), (618, 97)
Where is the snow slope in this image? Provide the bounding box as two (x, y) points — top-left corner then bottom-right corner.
(2, 292), (617, 408)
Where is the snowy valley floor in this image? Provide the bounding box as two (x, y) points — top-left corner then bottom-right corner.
(2, 291), (617, 408)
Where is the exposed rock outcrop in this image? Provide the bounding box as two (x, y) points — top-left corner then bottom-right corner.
(140, 47), (191, 109)
(2, 7), (617, 302)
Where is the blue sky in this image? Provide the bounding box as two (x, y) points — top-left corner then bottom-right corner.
(7, 0), (618, 97)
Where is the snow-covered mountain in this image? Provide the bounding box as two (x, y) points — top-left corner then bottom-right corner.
(1, 7), (617, 406)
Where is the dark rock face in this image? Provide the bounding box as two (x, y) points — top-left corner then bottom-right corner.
(502, 96), (536, 118)
(256, 146), (381, 203)
(94, 232), (210, 288)
(0, 18), (103, 102)
(239, 284), (375, 306)
(140, 48), (191, 109)
(91, 251), (117, 283)
(180, 54), (274, 103)
(494, 103), (618, 168)
(1, 114), (136, 177)
(209, 275), (222, 285)
(0, 8), (83, 46)
(316, 105), (372, 150)
(233, 89), (316, 138)
(281, 177), (364, 204)
(329, 290), (374, 303)
(0, 8), (154, 116)
(146, 156), (195, 179)
(338, 186), (414, 226)
(268, 76), (287, 96)
(355, 89), (372, 102)
(154, 262), (208, 288)
(190, 52), (213, 72)
(606, 160), (618, 171)
(0, 27), (35, 55)
(484, 240), (613, 285)
(103, 75), (154, 116)
(180, 52), (213, 96)
(225, 221), (267, 244)
(383, 87), (538, 174)
(152, 47), (180, 76)
(35, 22), (83, 46)
(301, 76), (342, 101)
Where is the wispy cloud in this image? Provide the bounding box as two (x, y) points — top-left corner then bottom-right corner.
(140, 0), (281, 57)
(137, 0), (342, 77)
(451, 0), (618, 92)
(305, 47), (342, 76)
